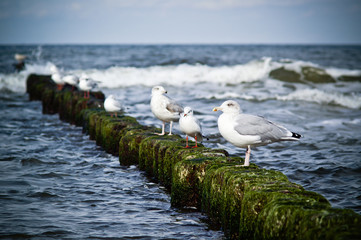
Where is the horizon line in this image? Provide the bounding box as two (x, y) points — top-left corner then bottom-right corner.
(1, 42), (361, 46)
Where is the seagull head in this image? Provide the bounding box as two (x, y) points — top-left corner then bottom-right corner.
(182, 106), (193, 117)
(213, 100), (241, 113)
(152, 86), (167, 95)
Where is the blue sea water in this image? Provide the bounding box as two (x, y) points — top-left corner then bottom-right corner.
(0, 44), (361, 238)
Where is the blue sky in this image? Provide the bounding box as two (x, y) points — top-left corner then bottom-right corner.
(0, 0), (360, 44)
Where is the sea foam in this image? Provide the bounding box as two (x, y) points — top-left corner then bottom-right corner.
(1, 58), (360, 110)
(277, 89), (361, 109)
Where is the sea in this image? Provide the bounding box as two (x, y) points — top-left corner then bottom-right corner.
(0, 44), (360, 239)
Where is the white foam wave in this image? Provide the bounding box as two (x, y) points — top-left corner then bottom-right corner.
(274, 59), (319, 73)
(277, 89), (361, 109)
(2, 59), (360, 112)
(71, 58), (273, 88)
(0, 62), (58, 92)
(325, 68), (361, 79)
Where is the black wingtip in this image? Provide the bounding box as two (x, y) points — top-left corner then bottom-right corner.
(292, 132), (301, 139)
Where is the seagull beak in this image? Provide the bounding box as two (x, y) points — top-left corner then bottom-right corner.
(213, 107), (220, 112)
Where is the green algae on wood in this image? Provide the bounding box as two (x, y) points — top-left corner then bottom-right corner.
(171, 151), (235, 209)
(119, 127), (155, 166)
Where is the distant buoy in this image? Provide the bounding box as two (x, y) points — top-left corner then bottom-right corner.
(13, 53), (27, 71)
(14, 54), (27, 62)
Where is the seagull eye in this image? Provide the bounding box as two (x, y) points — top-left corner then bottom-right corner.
(227, 103), (233, 107)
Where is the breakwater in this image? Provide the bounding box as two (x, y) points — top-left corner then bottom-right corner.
(26, 74), (361, 239)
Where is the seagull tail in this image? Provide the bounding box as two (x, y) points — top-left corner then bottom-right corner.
(292, 132), (301, 139)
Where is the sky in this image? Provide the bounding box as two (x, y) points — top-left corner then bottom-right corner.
(0, 0), (361, 45)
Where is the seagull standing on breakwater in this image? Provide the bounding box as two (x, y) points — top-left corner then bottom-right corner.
(150, 86), (183, 135)
(179, 106), (206, 148)
(63, 74), (79, 91)
(50, 65), (64, 90)
(79, 75), (99, 99)
(213, 100), (301, 166)
(104, 95), (122, 117)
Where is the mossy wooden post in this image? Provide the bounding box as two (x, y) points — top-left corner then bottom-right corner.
(119, 127), (155, 166)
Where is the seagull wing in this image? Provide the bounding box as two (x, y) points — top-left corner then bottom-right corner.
(112, 99), (122, 109)
(166, 97), (183, 114)
(234, 114), (290, 142)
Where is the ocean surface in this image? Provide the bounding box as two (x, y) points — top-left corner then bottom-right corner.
(1, 44), (361, 238)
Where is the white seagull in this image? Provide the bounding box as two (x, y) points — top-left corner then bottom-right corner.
(150, 86), (183, 135)
(51, 72), (64, 90)
(63, 74), (79, 91)
(50, 65), (64, 90)
(104, 95), (122, 117)
(79, 75), (99, 99)
(179, 106), (206, 148)
(213, 100), (301, 166)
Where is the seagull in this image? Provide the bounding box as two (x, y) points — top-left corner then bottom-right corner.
(50, 65), (64, 90)
(51, 72), (64, 90)
(104, 95), (122, 117)
(179, 106), (207, 148)
(63, 74), (79, 91)
(79, 75), (98, 99)
(213, 100), (301, 166)
(150, 86), (183, 135)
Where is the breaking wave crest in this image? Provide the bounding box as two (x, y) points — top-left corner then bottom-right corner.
(277, 89), (361, 109)
(1, 57), (360, 109)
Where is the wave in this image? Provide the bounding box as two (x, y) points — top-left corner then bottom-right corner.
(0, 62), (55, 92)
(1, 58), (360, 109)
(78, 58), (361, 88)
(1, 58), (361, 90)
(277, 89), (361, 109)
(75, 58), (272, 88)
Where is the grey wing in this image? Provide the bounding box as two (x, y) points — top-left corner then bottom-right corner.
(234, 114), (290, 141)
(166, 98), (183, 114)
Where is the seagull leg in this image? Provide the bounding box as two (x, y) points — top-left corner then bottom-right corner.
(192, 136), (198, 148)
(184, 136), (190, 148)
(156, 122), (165, 135)
(243, 146), (251, 166)
(168, 121), (173, 135)
(236, 145), (251, 167)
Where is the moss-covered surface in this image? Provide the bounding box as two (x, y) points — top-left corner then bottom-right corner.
(301, 66), (335, 83)
(269, 67), (302, 83)
(26, 74), (361, 239)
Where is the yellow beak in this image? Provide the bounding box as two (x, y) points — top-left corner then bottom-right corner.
(213, 107), (220, 112)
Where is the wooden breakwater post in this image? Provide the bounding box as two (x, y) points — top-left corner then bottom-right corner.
(26, 74), (361, 239)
